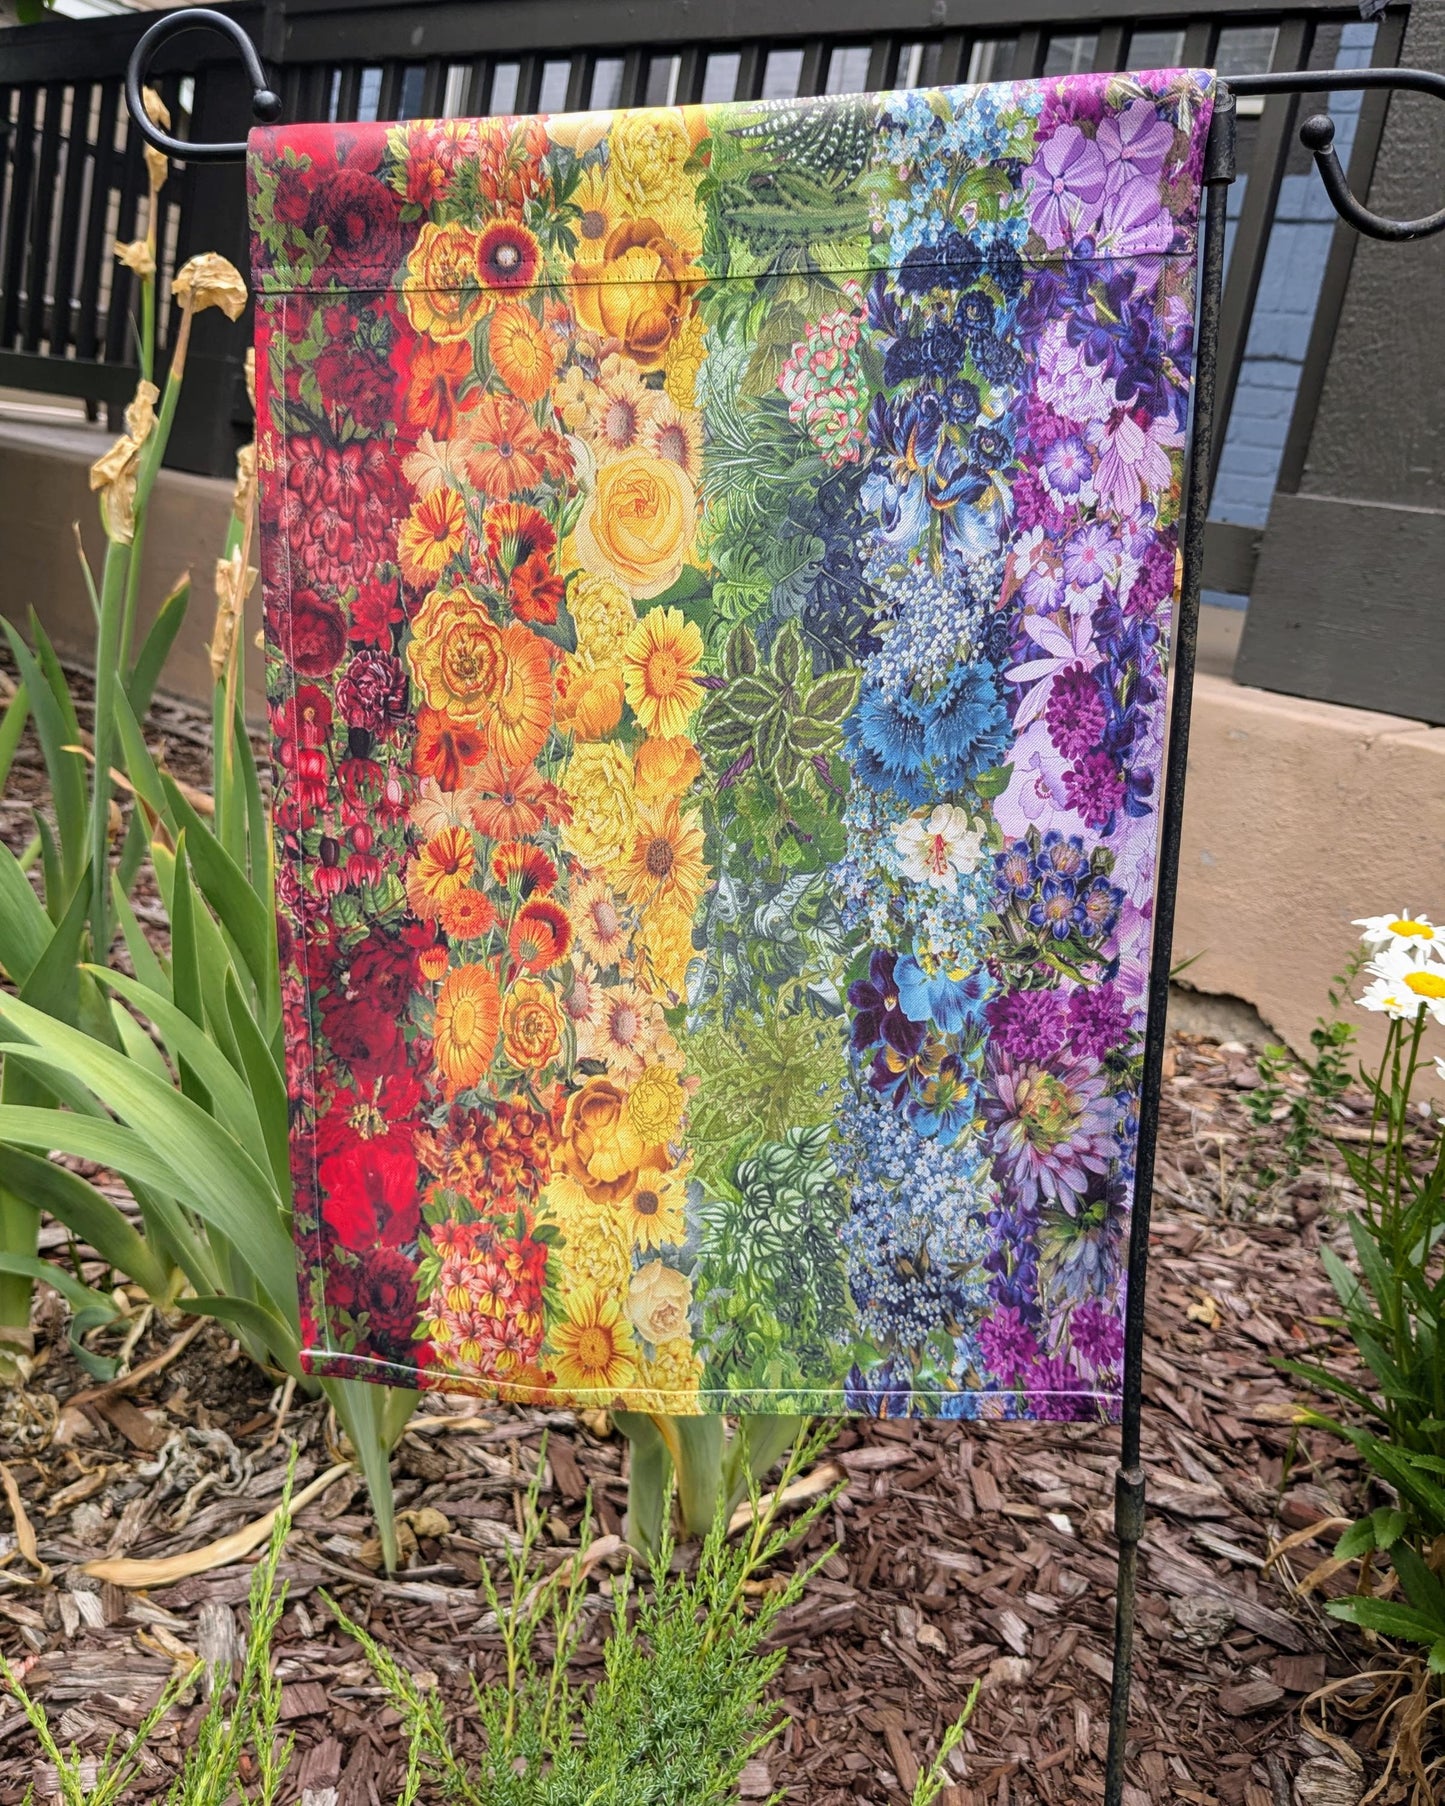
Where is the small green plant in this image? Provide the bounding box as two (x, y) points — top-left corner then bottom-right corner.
(1245, 951), (1362, 1186)
(0, 1460), (298, 1804)
(910, 1690), (979, 1806)
(336, 1423), (844, 1804)
(1284, 913), (1445, 1686)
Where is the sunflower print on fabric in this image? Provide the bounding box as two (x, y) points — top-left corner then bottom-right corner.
(249, 67), (1215, 1418)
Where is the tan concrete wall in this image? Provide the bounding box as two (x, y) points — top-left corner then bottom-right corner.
(0, 420), (264, 718)
(1175, 674), (1445, 1072)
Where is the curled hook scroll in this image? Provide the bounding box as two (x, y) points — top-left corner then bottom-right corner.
(125, 5), (281, 164)
(1227, 66), (1445, 241)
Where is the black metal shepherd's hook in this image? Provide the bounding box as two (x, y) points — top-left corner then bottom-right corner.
(125, 6), (281, 161)
(121, 12), (1445, 1804)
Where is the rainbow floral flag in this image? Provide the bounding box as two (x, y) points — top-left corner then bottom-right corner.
(249, 68), (1214, 1419)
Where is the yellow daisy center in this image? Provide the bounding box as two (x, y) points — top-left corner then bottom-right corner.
(1389, 918), (1435, 939)
(645, 645), (682, 695)
(573, 1325), (612, 1371)
(1404, 970), (1445, 1000)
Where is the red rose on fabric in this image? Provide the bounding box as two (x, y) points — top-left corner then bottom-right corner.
(286, 589), (349, 676)
(346, 928), (420, 1015)
(307, 168), (403, 267)
(317, 1138), (420, 1251)
(325, 1246), (420, 1357)
(273, 164), (312, 227)
(315, 342), (394, 434)
(319, 991), (404, 1078)
(335, 648), (408, 736)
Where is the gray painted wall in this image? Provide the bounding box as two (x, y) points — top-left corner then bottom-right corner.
(1237, 1), (1445, 723)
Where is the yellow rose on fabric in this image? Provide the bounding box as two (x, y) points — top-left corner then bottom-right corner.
(560, 1075), (656, 1203)
(556, 652), (625, 741)
(627, 1259), (692, 1346)
(569, 572), (637, 662)
(622, 606), (704, 738)
(664, 312), (707, 411)
(570, 219), (697, 371)
(501, 976), (564, 1072)
(627, 1063), (686, 1144)
(639, 902), (698, 996)
(576, 453), (695, 600)
(634, 736), (702, 805)
(607, 112), (705, 258)
(408, 586), (504, 721)
(403, 222), (488, 341)
(560, 740), (636, 870)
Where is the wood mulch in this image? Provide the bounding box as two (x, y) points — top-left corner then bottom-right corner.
(0, 651), (1421, 1804)
(0, 1036), (1406, 1806)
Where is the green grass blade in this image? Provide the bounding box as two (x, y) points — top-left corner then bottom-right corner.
(162, 776), (278, 1025)
(0, 1146), (171, 1298)
(2, 622), (86, 900)
(111, 872), (170, 997)
(88, 966), (266, 1155)
(185, 1294), (300, 1373)
(126, 574), (190, 718)
(0, 999), (297, 1320)
(0, 837), (51, 986)
(223, 968), (290, 1198)
(0, 680), (28, 795)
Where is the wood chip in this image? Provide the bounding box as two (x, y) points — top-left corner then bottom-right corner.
(1217, 1679), (1286, 1716)
(82, 1462), (350, 1588)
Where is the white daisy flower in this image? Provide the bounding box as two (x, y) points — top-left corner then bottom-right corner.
(1359, 943), (1445, 1026)
(1353, 910), (1440, 960)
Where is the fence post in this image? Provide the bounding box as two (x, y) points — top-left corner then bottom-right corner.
(163, 53), (255, 478)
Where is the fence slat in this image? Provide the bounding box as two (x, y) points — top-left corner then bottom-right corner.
(102, 115), (145, 369)
(1, 86), (37, 349)
(22, 83), (63, 352)
(49, 80), (91, 356)
(73, 78), (118, 366)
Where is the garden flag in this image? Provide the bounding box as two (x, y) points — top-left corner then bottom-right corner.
(250, 68), (1215, 1419)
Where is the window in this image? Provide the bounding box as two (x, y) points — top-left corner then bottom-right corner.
(490, 62), (520, 115)
(538, 59), (571, 112)
(1126, 28), (1186, 71)
(590, 57), (624, 110)
(701, 52), (740, 103)
(761, 48), (804, 99)
(895, 42), (942, 90)
(645, 54), (680, 107)
(967, 39), (1011, 84)
(825, 44), (870, 96)
(1042, 35), (1096, 78)
(397, 65), (426, 121)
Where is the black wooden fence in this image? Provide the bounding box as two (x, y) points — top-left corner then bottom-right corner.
(0, 0), (1411, 598)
